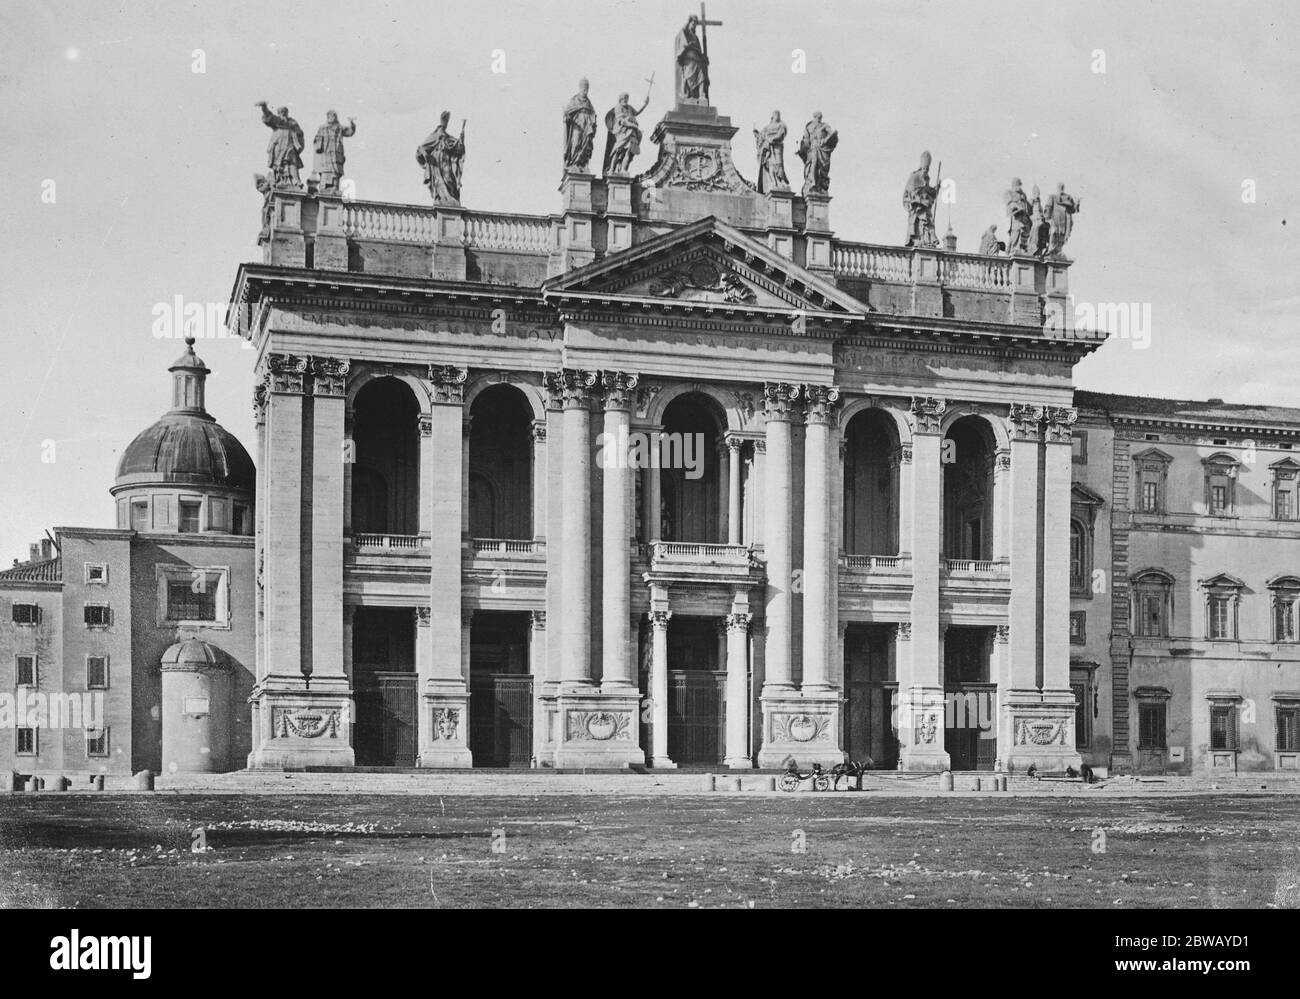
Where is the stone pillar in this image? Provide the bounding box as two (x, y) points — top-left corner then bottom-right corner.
(724, 609), (752, 768)
(900, 396), (949, 771)
(1007, 403), (1044, 695)
(531, 420), (547, 541)
(555, 369), (597, 687)
(529, 610), (547, 765)
(643, 426), (662, 541)
(649, 609), (674, 768)
(727, 436), (744, 545)
(1042, 408), (1077, 692)
(761, 383), (797, 694)
(601, 371), (638, 691)
(801, 386), (838, 692)
(248, 353), (354, 768)
(343, 405), (356, 537)
(419, 364), (472, 767)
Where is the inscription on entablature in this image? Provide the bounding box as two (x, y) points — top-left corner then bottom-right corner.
(576, 322), (831, 358)
(836, 346), (1063, 381)
(272, 308), (563, 344)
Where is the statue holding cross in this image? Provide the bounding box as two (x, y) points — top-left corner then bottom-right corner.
(675, 5), (722, 104)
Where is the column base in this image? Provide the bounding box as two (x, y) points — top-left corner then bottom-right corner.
(725, 757), (754, 770)
(1001, 689), (1082, 772)
(247, 675), (355, 769)
(756, 692), (845, 768)
(897, 685), (950, 772)
(534, 684), (560, 767)
(417, 680), (473, 769)
(650, 757), (678, 769)
(552, 690), (645, 768)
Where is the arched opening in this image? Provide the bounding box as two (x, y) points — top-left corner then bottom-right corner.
(468, 385), (534, 540)
(943, 416), (996, 561)
(843, 408), (901, 556)
(351, 378), (420, 535)
(660, 393), (726, 543)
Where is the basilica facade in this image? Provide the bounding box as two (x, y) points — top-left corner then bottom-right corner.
(229, 64), (1101, 773)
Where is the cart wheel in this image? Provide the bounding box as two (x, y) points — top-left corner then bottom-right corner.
(814, 775), (831, 792)
(779, 773), (800, 793)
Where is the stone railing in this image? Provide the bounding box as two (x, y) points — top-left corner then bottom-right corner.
(832, 241), (1015, 291)
(463, 212), (554, 253)
(471, 538), (544, 555)
(340, 201), (553, 253)
(943, 559), (1008, 577)
(342, 202), (437, 243)
(839, 554), (910, 572)
(351, 533), (429, 551)
(646, 541), (754, 565)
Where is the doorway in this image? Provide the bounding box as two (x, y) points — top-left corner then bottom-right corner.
(469, 611), (533, 767)
(352, 607), (417, 767)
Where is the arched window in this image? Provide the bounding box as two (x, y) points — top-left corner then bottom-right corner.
(1131, 569), (1175, 638)
(843, 408), (900, 557)
(942, 416), (996, 561)
(351, 378), (421, 535)
(468, 385), (534, 540)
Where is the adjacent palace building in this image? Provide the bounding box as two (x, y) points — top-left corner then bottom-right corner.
(3, 28), (1298, 780)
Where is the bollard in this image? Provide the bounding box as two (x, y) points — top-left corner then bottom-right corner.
(92, 774), (105, 791)
(134, 769), (155, 791)
(765, 776), (777, 791)
(938, 770), (953, 791)
(702, 773), (716, 792)
(727, 776), (742, 792)
(973, 777), (982, 792)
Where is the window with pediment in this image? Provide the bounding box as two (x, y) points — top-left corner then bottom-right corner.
(1132, 448), (1172, 514)
(1269, 576), (1300, 643)
(1201, 452), (1240, 516)
(1272, 458), (1300, 521)
(1199, 573), (1244, 641)
(1131, 569), (1174, 638)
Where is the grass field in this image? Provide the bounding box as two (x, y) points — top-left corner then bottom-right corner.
(1, 793), (1297, 908)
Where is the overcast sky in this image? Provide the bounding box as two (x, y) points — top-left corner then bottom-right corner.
(1, 0), (1297, 564)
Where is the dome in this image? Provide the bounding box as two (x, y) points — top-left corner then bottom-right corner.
(161, 638), (227, 671)
(115, 415), (255, 491)
(112, 336), (254, 494)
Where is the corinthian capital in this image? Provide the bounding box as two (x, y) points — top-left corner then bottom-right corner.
(908, 396), (947, 435)
(1009, 402), (1046, 441)
(427, 364), (469, 405)
(763, 382), (801, 422)
(266, 353), (308, 394)
(600, 370), (640, 410)
(802, 385), (841, 426)
(1044, 405), (1078, 444)
(310, 356), (350, 397)
(545, 368), (598, 409)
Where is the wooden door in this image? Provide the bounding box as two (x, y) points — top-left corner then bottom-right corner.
(353, 673), (417, 767)
(470, 673), (533, 767)
(667, 671), (726, 765)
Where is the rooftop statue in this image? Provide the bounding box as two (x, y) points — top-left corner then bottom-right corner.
(903, 151), (940, 247)
(417, 111), (466, 205)
(1004, 177), (1032, 255)
(675, 11), (716, 102)
(977, 223), (1004, 256)
(256, 102), (305, 188)
(1046, 182), (1080, 256)
(753, 111), (791, 193)
(254, 173), (274, 239)
(563, 78), (598, 173)
(797, 112), (838, 196)
(1026, 184), (1050, 257)
(603, 90), (651, 176)
(313, 110), (356, 194)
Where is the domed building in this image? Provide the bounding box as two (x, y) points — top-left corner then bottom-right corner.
(0, 339), (256, 781)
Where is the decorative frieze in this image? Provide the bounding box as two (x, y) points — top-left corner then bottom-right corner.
(308, 356), (350, 397)
(273, 707), (341, 739)
(771, 712), (833, 744)
(803, 385), (841, 426)
(266, 353), (309, 394)
(601, 370), (640, 410)
(1009, 401), (1046, 441)
(909, 396), (947, 435)
(427, 364), (469, 405)
(1014, 717), (1071, 746)
(566, 709), (634, 742)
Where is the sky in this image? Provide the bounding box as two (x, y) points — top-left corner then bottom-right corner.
(0, 0), (1297, 564)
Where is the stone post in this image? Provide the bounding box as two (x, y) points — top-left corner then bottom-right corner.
(419, 364), (472, 767)
(601, 371), (638, 691)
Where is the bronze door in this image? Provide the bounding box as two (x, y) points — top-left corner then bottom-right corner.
(667, 671), (726, 765)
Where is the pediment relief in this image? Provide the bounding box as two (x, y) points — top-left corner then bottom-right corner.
(613, 249), (799, 308)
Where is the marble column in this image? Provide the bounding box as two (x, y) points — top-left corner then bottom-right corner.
(649, 609), (674, 767)
(801, 386), (838, 692)
(529, 610), (547, 765)
(761, 383), (798, 693)
(1007, 403), (1045, 694)
(901, 396), (948, 771)
(600, 371), (638, 691)
(531, 420), (547, 541)
(556, 368), (597, 687)
(419, 364), (472, 767)
(1042, 407), (1078, 692)
(727, 436), (744, 545)
(724, 610), (752, 768)
(417, 412), (434, 535)
(644, 427), (662, 541)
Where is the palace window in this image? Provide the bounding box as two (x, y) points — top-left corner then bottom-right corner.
(1210, 704), (1238, 751)
(1277, 702), (1300, 754)
(12, 602), (39, 625)
(1069, 611), (1086, 645)
(1201, 453), (1240, 516)
(1069, 484), (1103, 600)
(1137, 701), (1167, 750)
(15, 654), (36, 686)
(1199, 574), (1243, 641)
(1269, 577), (1300, 643)
(1069, 520), (1088, 593)
(86, 655), (108, 690)
(16, 727), (36, 755)
(1132, 448), (1172, 514)
(86, 728), (109, 758)
(1131, 569), (1174, 638)
(1272, 458), (1300, 521)
(157, 565), (230, 628)
(83, 603), (111, 628)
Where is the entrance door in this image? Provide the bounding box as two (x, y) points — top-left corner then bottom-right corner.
(353, 673), (417, 767)
(470, 673), (534, 767)
(668, 671), (726, 765)
(844, 624), (898, 768)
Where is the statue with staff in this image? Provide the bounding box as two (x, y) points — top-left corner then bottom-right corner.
(603, 75), (654, 176)
(562, 78), (598, 173)
(676, 5), (722, 103)
(753, 111), (791, 193)
(417, 110), (466, 204)
(903, 150), (940, 247)
(255, 101), (305, 188)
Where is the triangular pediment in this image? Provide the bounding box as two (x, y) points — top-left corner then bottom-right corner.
(542, 217), (867, 318)
(1071, 483), (1106, 507)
